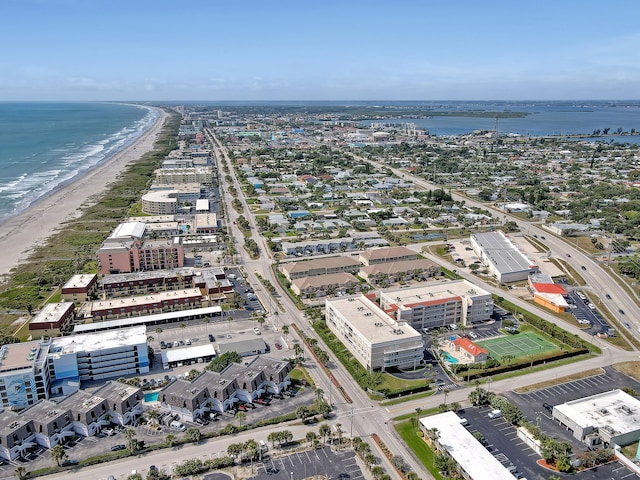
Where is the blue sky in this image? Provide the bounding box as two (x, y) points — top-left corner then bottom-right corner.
(2, 0), (639, 101)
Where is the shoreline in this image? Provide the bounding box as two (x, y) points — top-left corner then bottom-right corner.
(0, 106), (169, 279)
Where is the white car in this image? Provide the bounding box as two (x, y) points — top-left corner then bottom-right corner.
(253, 327), (261, 335)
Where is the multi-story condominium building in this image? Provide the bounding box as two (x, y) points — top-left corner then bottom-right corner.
(154, 166), (214, 185)
(91, 381), (143, 426)
(96, 221), (185, 275)
(279, 256), (361, 281)
(141, 190), (178, 215)
(101, 267), (196, 298)
(28, 302), (75, 339)
(470, 230), (539, 283)
(0, 340), (51, 410)
(90, 288), (204, 320)
(61, 274), (98, 302)
(325, 295), (423, 372)
(359, 246), (417, 266)
(48, 326), (149, 395)
(379, 280), (493, 329)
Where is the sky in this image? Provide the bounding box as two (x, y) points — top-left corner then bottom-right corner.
(2, 0), (640, 101)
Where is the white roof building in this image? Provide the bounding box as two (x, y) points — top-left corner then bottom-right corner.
(470, 230), (539, 283)
(420, 412), (516, 480)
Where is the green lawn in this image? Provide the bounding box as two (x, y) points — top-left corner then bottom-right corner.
(395, 421), (443, 480)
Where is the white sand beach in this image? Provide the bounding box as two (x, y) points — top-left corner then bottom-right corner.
(0, 107), (169, 279)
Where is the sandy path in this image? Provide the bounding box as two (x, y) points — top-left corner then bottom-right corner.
(0, 107), (169, 280)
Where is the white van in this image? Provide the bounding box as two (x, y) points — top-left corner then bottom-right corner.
(259, 440), (268, 452)
(458, 418), (469, 426)
(488, 409), (502, 419)
(170, 420), (186, 431)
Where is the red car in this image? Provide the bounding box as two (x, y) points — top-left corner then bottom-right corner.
(238, 404), (247, 411)
(275, 343), (282, 350)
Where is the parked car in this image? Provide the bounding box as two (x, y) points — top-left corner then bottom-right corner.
(543, 402), (553, 413)
(238, 404), (247, 411)
(103, 428), (115, 436)
(209, 334), (216, 342)
(195, 417), (209, 425)
(111, 444), (126, 451)
(275, 343), (282, 350)
(253, 327), (261, 335)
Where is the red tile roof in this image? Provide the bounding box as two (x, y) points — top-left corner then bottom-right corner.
(531, 283), (567, 295)
(453, 337), (488, 356)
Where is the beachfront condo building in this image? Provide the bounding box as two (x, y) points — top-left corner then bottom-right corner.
(97, 221), (185, 274)
(0, 340), (52, 410)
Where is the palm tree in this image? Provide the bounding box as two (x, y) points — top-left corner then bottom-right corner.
(282, 325), (289, 343)
(305, 431), (317, 446)
(319, 424), (331, 444)
(146, 409), (160, 426)
(124, 427), (137, 452)
(185, 427), (202, 444)
(180, 323), (186, 340)
(155, 327), (163, 339)
(443, 388), (450, 405)
(364, 453), (377, 469)
(315, 388), (324, 406)
(236, 411), (246, 427)
(50, 444), (66, 466)
(165, 434), (177, 447)
(293, 343), (304, 362)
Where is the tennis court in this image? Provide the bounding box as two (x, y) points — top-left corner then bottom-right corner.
(477, 331), (558, 361)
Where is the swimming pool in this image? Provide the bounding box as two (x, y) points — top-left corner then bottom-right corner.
(441, 352), (459, 364)
(144, 392), (159, 402)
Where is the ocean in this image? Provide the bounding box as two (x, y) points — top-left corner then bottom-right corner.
(0, 102), (157, 223)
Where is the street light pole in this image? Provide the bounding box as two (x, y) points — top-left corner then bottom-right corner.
(350, 406), (354, 438)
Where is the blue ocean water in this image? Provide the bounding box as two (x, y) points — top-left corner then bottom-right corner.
(0, 102), (157, 223)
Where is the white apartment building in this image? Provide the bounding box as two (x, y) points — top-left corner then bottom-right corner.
(326, 295), (423, 372)
(379, 280), (493, 328)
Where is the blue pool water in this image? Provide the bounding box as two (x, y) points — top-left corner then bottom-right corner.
(442, 352), (459, 364)
(144, 392), (159, 402)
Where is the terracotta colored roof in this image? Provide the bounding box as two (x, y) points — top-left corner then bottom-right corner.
(531, 283), (567, 295)
(453, 337), (488, 356)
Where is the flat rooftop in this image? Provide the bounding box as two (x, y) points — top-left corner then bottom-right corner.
(50, 325), (146, 355)
(30, 302), (74, 325)
(73, 306), (222, 334)
(91, 288), (202, 311)
(554, 389), (640, 434)
(420, 412), (516, 480)
(472, 231), (536, 273)
(327, 295), (421, 345)
(102, 267), (195, 285)
(380, 280), (489, 309)
(162, 344), (216, 363)
(62, 274), (97, 290)
(0, 340), (48, 372)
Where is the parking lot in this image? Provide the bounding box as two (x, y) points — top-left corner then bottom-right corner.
(567, 290), (611, 335)
(462, 403), (640, 480)
(251, 447), (364, 480)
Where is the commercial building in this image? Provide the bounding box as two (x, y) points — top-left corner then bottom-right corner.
(359, 246), (417, 266)
(194, 212), (219, 233)
(61, 274), (98, 302)
(470, 231), (539, 283)
(90, 287), (204, 321)
(0, 340), (51, 410)
(96, 222), (185, 274)
(419, 412), (516, 480)
(379, 280), (493, 329)
(552, 389), (640, 447)
(528, 273), (569, 313)
(217, 338), (269, 357)
(325, 295), (423, 372)
(48, 326), (149, 395)
(279, 256), (361, 281)
(28, 302), (75, 339)
(154, 166), (214, 185)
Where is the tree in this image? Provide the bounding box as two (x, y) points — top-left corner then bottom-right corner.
(294, 343), (304, 362)
(319, 423), (331, 444)
(180, 323), (186, 339)
(315, 388), (324, 406)
(371, 466), (385, 480)
(164, 434), (177, 447)
(235, 411), (246, 427)
(296, 405), (311, 423)
(282, 325), (289, 342)
(306, 431), (318, 446)
(406, 472), (420, 480)
(125, 427), (138, 452)
(50, 444), (67, 466)
(185, 427), (202, 444)
(364, 453), (377, 468)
